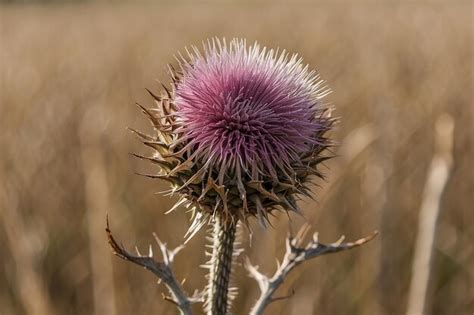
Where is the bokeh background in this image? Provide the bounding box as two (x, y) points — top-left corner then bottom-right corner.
(1, 1), (473, 314)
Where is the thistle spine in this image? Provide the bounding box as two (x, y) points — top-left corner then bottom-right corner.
(206, 215), (237, 315)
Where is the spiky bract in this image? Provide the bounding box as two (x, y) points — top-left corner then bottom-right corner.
(135, 38), (334, 232)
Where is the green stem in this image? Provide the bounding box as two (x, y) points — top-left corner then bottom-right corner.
(206, 215), (237, 315)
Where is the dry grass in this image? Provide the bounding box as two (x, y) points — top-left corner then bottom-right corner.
(0, 2), (473, 314)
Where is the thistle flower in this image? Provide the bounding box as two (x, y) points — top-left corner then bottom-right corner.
(136, 38), (334, 233)
(108, 38), (377, 315)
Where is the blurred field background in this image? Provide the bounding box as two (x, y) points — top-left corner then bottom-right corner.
(1, 1), (473, 314)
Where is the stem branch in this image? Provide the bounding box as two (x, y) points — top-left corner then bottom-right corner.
(246, 225), (378, 315)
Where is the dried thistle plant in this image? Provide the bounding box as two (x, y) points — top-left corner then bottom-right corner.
(107, 38), (376, 315)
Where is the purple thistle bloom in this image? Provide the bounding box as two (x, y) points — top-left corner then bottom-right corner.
(135, 38), (334, 230)
(175, 39), (329, 181)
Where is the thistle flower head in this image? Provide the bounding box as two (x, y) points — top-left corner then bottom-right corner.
(135, 38), (334, 234)
(176, 41), (327, 178)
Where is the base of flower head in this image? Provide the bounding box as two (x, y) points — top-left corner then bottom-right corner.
(134, 88), (334, 228)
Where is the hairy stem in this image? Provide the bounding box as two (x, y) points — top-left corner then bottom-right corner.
(206, 215), (237, 315)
